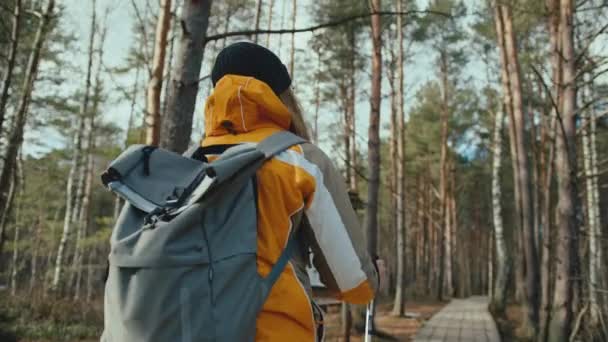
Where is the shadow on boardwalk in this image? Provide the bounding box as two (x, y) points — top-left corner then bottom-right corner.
(414, 296), (501, 342)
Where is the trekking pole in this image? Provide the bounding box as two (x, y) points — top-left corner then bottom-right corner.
(364, 299), (373, 342)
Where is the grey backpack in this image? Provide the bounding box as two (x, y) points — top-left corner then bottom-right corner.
(100, 132), (305, 342)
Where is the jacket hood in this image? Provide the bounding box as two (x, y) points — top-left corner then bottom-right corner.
(204, 75), (292, 138)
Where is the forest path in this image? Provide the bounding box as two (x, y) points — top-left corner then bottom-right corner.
(413, 296), (501, 342)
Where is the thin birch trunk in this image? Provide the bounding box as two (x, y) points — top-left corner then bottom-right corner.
(493, 2), (525, 304)
(53, 0), (94, 292)
(29, 216), (42, 295)
(491, 107), (509, 313)
(392, 0), (406, 315)
(75, 21), (107, 300)
(0, 0), (23, 136)
(145, 0), (172, 145)
(588, 78), (603, 323)
(582, 74), (600, 326)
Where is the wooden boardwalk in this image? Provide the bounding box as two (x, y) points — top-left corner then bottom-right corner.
(413, 296), (501, 342)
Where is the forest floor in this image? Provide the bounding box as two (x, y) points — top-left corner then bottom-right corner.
(0, 293), (446, 341)
(323, 300), (447, 341)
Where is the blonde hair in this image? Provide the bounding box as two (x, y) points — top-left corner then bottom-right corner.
(279, 88), (310, 141)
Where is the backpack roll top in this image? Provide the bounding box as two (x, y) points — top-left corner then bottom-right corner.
(101, 144), (208, 213)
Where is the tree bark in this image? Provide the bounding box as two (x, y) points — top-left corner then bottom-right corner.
(9, 156), (23, 296)
(493, 2), (525, 304)
(0, 163), (17, 256)
(160, 0), (213, 153)
(490, 107), (509, 313)
(0, 0), (23, 137)
(392, 0), (406, 316)
(581, 72), (601, 327)
(145, 0), (172, 146)
(438, 49), (450, 301)
(548, 0), (579, 339)
(29, 216), (42, 295)
(313, 51), (320, 144)
(265, 0), (274, 46)
(289, 0), (297, 78)
(366, 0), (382, 261)
(540, 2), (561, 339)
(348, 29), (358, 192)
(0, 0), (55, 258)
(253, 0), (263, 43)
(364, 0), (382, 328)
(587, 75), (603, 326)
(500, 3), (540, 336)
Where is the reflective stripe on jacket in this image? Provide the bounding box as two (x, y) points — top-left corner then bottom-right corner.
(202, 75), (378, 342)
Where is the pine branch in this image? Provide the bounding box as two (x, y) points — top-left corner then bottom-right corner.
(204, 10), (452, 44)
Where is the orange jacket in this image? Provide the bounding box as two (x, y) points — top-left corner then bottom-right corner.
(202, 75), (377, 341)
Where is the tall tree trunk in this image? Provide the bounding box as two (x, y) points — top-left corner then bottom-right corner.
(29, 216), (42, 295)
(162, 0), (179, 117)
(0, 0), (55, 258)
(0, 163), (17, 257)
(265, 0), (274, 46)
(0, 0), (23, 136)
(9, 156), (23, 296)
(253, 0), (263, 43)
(500, 4), (540, 336)
(392, 0), (406, 316)
(587, 76), (603, 325)
(438, 49), (450, 301)
(313, 51), (320, 144)
(277, 0), (287, 57)
(289, 0), (296, 78)
(73, 27), (105, 299)
(145, 0), (172, 146)
(366, 0), (382, 261)
(53, 1), (95, 292)
(160, 0), (213, 153)
(490, 107), (509, 313)
(548, 0), (579, 339)
(493, 2), (525, 304)
(348, 29), (358, 192)
(540, 2), (561, 339)
(364, 0), (382, 328)
(581, 73), (601, 327)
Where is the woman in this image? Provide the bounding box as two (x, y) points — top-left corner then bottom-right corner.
(202, 41), (377, 342)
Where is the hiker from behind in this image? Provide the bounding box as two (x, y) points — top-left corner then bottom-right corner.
(204, 42), (378, 341)
(101, 41), (377, 342)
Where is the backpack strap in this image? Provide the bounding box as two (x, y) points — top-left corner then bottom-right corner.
(256, 131), (306, 159)
(262, 232), (298, 298)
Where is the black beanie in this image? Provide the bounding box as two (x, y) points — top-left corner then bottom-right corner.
(211, 42), (291, 95)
